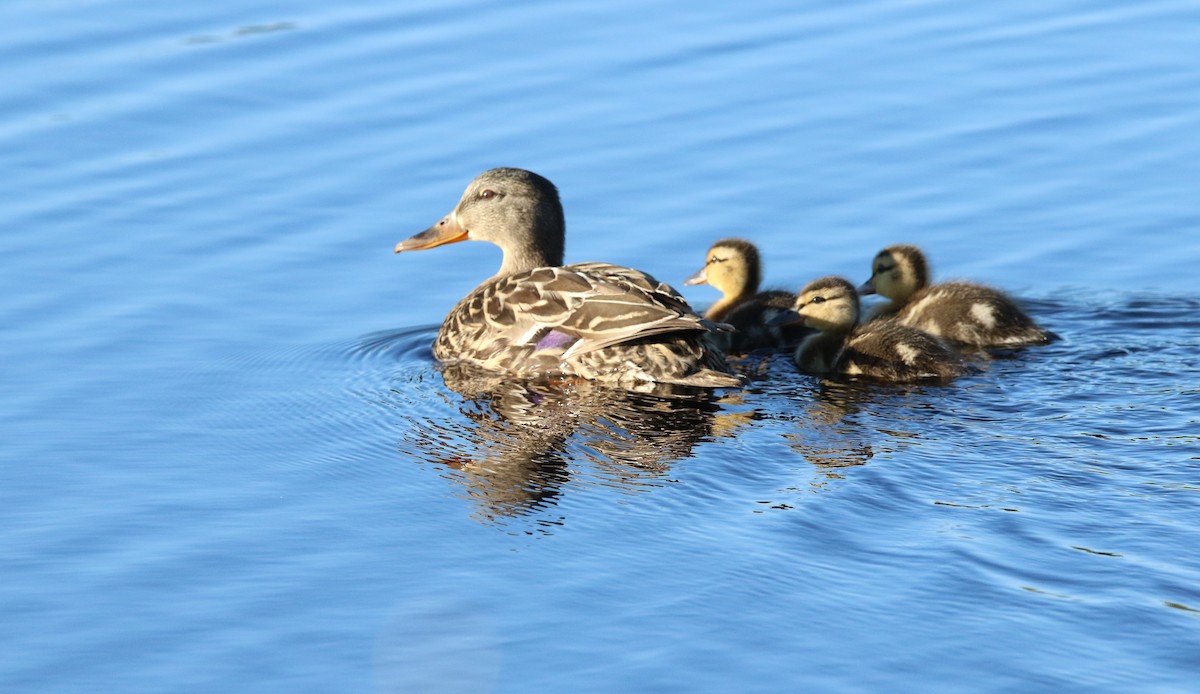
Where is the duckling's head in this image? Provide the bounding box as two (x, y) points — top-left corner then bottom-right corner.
(859, 244), (929, 302)
(772, 276), (860, 333)
(684, 238), (762, 299)
(396, 168), (565, 277)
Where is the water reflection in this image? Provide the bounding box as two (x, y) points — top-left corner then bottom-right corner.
(766, 379), (933, 502)
(400, 364), (733, 524)
(783, 381), (878, 471)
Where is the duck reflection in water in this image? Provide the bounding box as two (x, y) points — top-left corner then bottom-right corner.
(401, 364), (743, 524)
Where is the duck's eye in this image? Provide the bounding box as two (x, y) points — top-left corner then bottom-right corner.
(810, 296), (826, 305)
(709, 256), (726, 265)
(876, 264), (893, 275)
(480, 189), (496, 199)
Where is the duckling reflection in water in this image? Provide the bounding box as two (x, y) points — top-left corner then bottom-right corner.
(770, 276), (967, 382)
(785, 382), (876, 471)
(860, 244), (1055, 349)
(684, 238), (810, 353)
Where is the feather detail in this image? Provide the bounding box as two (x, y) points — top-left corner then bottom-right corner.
(400, 169), (742, 389)
(433, 263), (740, 387)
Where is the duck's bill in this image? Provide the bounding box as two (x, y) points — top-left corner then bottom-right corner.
(395, 214), (467, 253)
(683, 267), (709, 286)
(857, 278), (877, 295)
(765, 308), (804, 327)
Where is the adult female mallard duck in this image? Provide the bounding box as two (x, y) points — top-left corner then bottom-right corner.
(860, 244), (1054, 349)
(394, 168), (741, 389)
(770, 276), (966, 382)
(683, 238), (809, 353)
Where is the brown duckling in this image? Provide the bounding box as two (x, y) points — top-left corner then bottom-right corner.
(684, 238), (809, 353)
(860, 244), (1054, 349)
(771, 276), (966, 382)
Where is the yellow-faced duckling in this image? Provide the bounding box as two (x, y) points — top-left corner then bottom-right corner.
(395, 168), (741, 389)
(771, 276), (966, 382)
(683, 238), (809, 353)
(860, 244), (1054, 349)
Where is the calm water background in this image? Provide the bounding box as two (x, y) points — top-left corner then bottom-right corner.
(3, 0), (1199, 691)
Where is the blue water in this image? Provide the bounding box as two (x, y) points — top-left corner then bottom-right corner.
(3, 0), (1199, 691)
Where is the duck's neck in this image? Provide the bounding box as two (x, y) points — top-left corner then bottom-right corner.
(861, 300), (901, 322)
(706, 272), (758, 321)
(885, 288), (916, 305)
(493, 219), (565, 279)
(706, 291), (751, 321)
(796, 331), (845, 374)
(497, 246), (556, 278)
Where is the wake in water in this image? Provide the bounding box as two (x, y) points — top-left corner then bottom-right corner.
(338, 291), (1199, 526)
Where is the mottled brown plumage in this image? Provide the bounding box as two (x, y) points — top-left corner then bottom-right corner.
(396, 168), (741, 389)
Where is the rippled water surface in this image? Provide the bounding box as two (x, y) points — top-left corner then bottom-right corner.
(3, 0), (1199, 691)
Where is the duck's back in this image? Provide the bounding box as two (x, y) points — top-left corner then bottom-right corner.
(721, 290), (811, 353)
(841, 319), (966, 382)
(894, 282), (1052, 348)
(434, 262), (741, 388)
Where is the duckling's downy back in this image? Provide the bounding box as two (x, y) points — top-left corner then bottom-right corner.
(861, 244), (1054, 349)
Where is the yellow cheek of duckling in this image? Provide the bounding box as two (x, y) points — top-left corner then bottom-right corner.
(801, 315), (840, 332)
(710, 264), (735, 290)
(875, 271), (901, 299)
(796, 305), (831, 331)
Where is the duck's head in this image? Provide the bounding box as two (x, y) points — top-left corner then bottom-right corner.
(684, 238), (762, 299)
(396, 168), (566, 277)
(859, 244), (928, 302)
(768, 276), (859, 333)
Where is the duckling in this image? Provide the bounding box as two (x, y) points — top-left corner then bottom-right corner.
(394, 168), (742, 389)
(860, 244), (1054, 349)
(683, 238), (809, 353)
(771, 276), (966, 382)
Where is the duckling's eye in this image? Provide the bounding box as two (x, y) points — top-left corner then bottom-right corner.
(875, 264), (892, 275)
(810, 296), (826, 305)
(709, 256), (726, 265)
(480, 189), (496, 199)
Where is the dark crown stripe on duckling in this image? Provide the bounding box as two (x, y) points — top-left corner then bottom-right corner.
(805, 276), (859, 300)
(886, 244), (929, 289)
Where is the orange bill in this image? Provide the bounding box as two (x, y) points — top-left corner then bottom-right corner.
(395, 213), (467, 253)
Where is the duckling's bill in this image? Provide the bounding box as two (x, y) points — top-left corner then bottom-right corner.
(395, 213), (468, 253)
(858, 277), (877, 295)
(765, 308), (804, 327)
(683, 267), (709, 286)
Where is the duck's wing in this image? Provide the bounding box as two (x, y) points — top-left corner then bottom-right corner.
(434, 263), (740, 387)
(501, 263), (725, 359)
